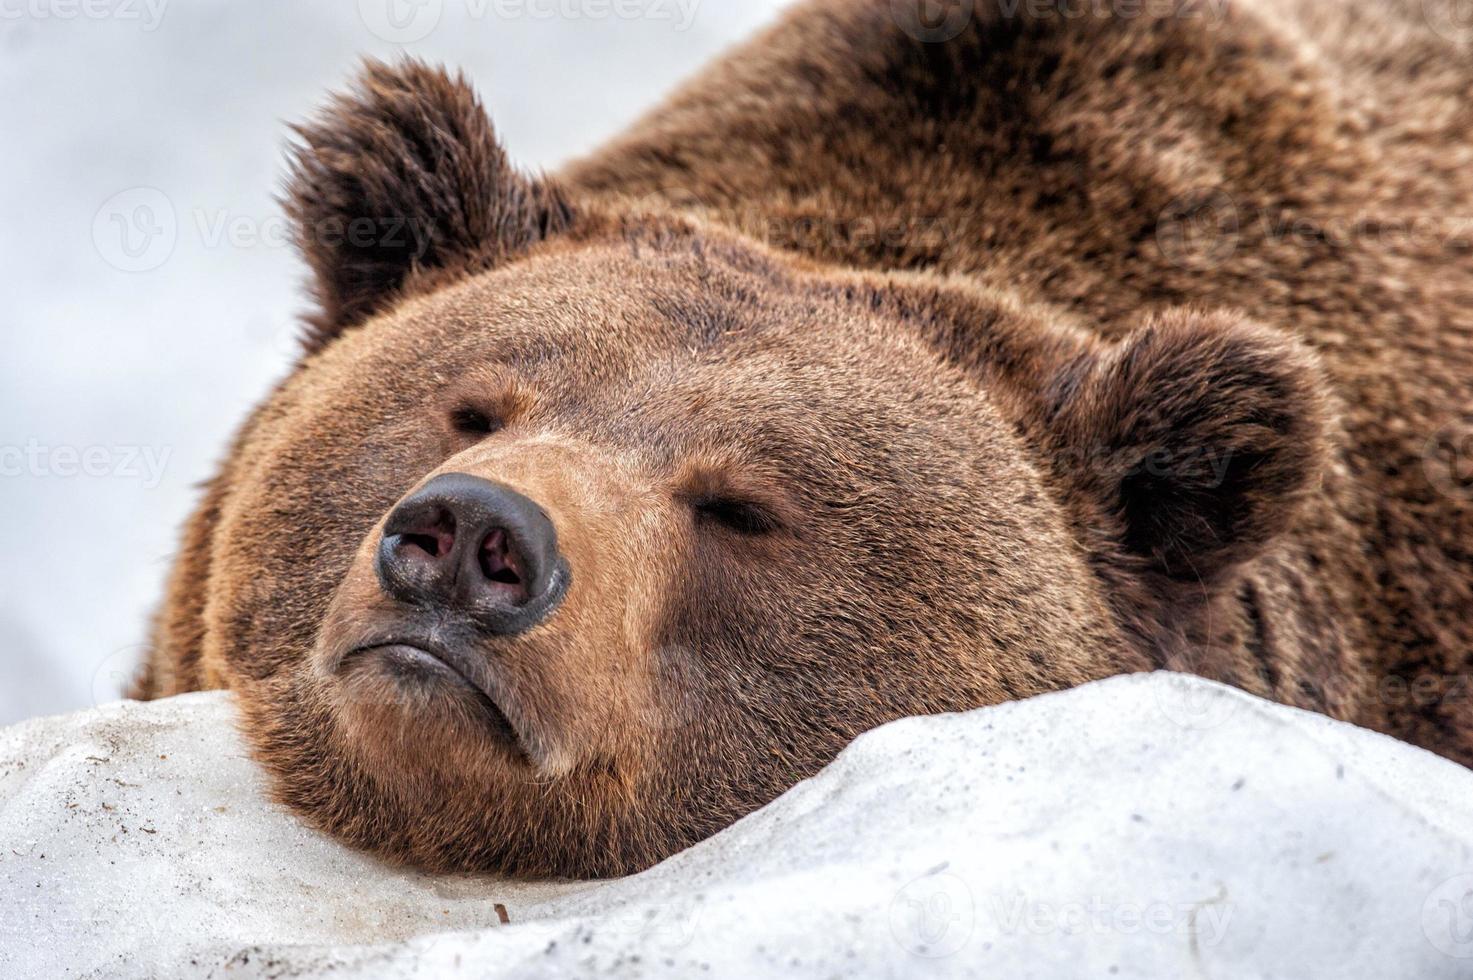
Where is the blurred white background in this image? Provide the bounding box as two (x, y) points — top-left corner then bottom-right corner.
(0, 0), (793, 726)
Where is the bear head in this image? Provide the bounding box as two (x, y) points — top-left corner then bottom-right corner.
(155, 61), (1329, 877)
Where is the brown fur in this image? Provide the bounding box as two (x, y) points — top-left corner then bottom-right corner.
(137, 0), (1472, 878)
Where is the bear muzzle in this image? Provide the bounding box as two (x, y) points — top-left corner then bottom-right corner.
(313, 437), (674, 779)
(320, 473), (574, 766)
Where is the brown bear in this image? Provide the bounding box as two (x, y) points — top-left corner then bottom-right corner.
(134, 0), (1472, 878)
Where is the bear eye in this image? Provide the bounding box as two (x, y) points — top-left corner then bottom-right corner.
(692, 496), (781, 536)
(449, 406), (503, 439)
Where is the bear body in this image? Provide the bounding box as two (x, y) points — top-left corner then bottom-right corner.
(137, 0), (1472, 877)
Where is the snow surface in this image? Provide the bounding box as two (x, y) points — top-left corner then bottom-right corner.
(2, 672), (1471, 979)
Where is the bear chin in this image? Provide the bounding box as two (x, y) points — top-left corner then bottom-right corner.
(238, 660), (683, 879)
(333, 643), (528, 761)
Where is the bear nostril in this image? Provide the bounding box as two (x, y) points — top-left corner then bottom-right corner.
(480, 528), (524, 587)
(399, 509), (456, 559)
(376, 473), (569, 635)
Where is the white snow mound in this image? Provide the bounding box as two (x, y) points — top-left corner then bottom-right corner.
(2, 672), (1471, 979)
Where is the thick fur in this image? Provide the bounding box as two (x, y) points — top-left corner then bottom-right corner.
(284, 58), (570, 352)
(137, 0), (1472, 878)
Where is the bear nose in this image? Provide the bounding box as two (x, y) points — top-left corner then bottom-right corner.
(376, 473), (569, 634)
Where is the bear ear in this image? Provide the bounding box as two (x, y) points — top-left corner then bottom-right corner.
(1037, 310), (1328, 584)
(284, 58), (572, 354)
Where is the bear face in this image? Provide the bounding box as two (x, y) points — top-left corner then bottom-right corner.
(148, 61), (1331, 878)
(216, 230), (1151, 877)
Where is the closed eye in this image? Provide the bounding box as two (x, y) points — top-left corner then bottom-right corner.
(692, 496), (781, 536)
(450, 406), (503, 438)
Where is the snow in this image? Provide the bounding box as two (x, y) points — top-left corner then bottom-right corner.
(3, 672), (1471, 979)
